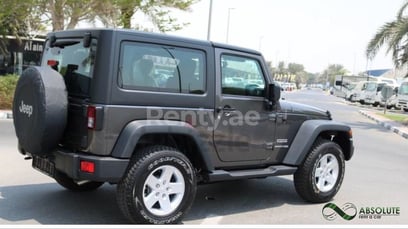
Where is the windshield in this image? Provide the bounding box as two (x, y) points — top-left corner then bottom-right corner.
(365, 82), (377, 91)
(41, 38), (97, 98)
(399, 82), (408, 95)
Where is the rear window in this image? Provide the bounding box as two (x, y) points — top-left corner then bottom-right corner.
(41, 39), (97, 98)
(365, 82), (377, 91)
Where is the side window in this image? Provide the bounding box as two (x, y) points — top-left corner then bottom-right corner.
(119, 42), (206, 94)
(221, 54), (265, 97)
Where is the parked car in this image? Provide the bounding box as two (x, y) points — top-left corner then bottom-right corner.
(12, 29), (354, 224)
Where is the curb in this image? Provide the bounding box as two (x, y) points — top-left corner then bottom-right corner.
(359, 110), (408, 140)
(0, 110), (13, 120)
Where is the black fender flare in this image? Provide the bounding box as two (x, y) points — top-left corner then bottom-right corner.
(111, 120), (214, 171)
(282, 120), (353, 165)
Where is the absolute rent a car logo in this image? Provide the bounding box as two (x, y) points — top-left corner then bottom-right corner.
(322, 203), (400, 221)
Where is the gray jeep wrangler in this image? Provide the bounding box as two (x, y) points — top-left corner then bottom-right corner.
(13, 29), (354, 224)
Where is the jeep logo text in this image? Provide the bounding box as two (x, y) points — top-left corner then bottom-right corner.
(19, 101), (33, 118)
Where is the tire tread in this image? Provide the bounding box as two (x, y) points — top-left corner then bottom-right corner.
(294, 138), (345, 203)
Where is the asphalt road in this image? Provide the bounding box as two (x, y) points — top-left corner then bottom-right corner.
(1, 89), (407, 225)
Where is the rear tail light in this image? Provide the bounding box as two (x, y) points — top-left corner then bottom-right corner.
(348, 129), (353, 138)
(47, 59), (58, 67)
(80, 161), (95, 173)
(87, 106), (96, 129)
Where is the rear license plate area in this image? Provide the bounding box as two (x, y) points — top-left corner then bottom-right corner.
(32, 156), (55, 177)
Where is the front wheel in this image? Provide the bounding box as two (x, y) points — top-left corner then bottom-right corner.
(294, 138), (345, 203)
(117, 146), (196, 224)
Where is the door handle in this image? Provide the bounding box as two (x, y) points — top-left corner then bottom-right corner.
(217, 105), (236, 116)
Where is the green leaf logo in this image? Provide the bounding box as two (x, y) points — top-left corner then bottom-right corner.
(322, 203), (357, 221)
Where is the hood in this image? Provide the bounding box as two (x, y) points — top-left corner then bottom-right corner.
(280, 101), (331, 119)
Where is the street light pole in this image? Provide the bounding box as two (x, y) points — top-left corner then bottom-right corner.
(207, 0), (213, 41)
(258, 35), (264, 51)
(226, 8), (235, 43)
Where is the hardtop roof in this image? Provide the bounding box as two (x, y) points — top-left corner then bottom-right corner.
(47, 28), (262, 56)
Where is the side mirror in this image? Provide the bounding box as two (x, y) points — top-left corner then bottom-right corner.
(266, 83), (281, 108)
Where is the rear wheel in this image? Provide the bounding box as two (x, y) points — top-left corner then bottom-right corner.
(294, 138), (345, 203)
(117, 146), (196, 224)
(54, 171), (104, 191)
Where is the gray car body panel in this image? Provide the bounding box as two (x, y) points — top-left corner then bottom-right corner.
(111, 119), (214, 171)
(282, 119), (352, 165)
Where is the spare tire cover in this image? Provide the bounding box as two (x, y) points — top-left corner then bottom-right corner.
(13, 66), (67, 155)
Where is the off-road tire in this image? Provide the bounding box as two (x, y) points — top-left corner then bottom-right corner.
(54, 171), (104, 191)
(117, 146), (196, 224)
(294, 138), (345, 203)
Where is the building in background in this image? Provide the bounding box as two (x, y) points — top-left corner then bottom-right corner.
(0, 35), (45, 76)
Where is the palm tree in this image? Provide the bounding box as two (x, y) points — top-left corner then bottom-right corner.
(366, 1), (408, 69)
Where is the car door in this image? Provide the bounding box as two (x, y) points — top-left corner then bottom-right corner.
(213, 49), (276, 162)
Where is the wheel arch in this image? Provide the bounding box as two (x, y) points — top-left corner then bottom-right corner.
(282, 120), (354, 165)
(111, 120), (214, 172)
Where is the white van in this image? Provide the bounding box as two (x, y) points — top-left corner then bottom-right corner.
(363, 82), (391, 106)
(397, 79), (408, 112)
(349, 81), (369, 103)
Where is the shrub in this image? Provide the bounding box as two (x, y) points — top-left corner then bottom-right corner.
(0, 74), (19, 110)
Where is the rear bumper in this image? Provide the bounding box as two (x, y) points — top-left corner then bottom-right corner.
(53, 149), (129, 183)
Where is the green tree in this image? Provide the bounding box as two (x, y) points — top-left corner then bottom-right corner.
(37, 0), (108, 31)
(37, 0), (196, 32)
(277, 61), (286, 73)
(0, 0), (42, 54)
(321, 64), (348, 86)
(287, 63), (304, 74)
(366, 1), (408, 68)
(287, 63), (306, 89)
(108, 0), (196, 31)
(306, 72), (318, 84)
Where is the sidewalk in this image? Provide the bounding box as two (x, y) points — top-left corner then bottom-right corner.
(0, 110), (13, 119)
(359, 110), (408, 140)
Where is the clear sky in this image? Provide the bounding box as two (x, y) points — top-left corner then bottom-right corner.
(166, 0), (406, 74)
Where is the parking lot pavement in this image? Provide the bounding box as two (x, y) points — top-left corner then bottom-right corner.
(0, 110), (12, 119)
